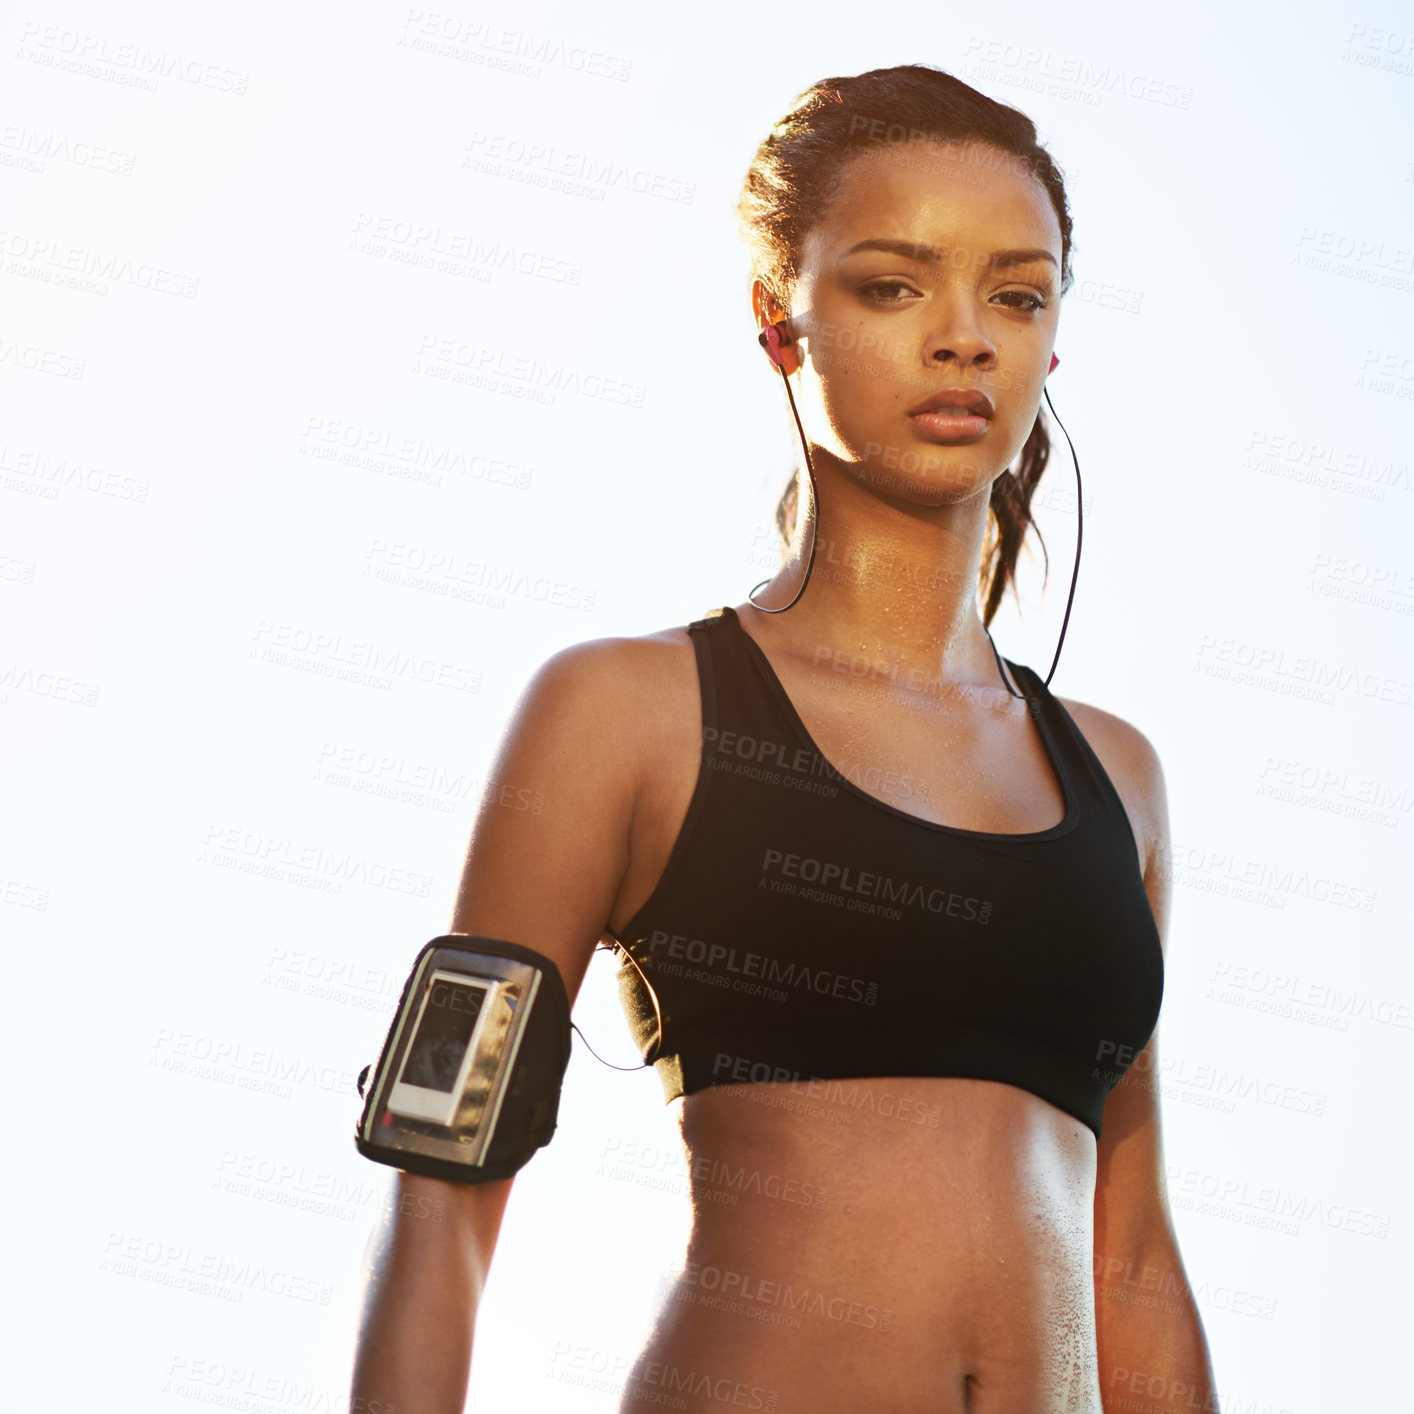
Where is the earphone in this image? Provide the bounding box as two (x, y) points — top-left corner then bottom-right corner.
(749, 315), (1083, 704)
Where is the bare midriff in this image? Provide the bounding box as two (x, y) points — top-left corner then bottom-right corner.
(618, 1075), (1100, 1414)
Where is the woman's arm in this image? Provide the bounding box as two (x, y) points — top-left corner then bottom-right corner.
(1094, 1032), (1219, 1413)
(349, 1172), (513, 1414)
(1092, 728), (1220, 1413)
(348, 637), (648, 1414)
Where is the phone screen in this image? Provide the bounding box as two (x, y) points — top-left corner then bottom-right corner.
(402, 978), (490, 1092)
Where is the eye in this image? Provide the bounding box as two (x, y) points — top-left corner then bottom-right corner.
(994, 290), (1047, 313)
(858, 279), (919, 304)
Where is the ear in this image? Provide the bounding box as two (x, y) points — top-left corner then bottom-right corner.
(753, 281), (803, 376)
(750, 278), (779, 330)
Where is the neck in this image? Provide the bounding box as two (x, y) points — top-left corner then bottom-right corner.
(741, 462), (1019, 706)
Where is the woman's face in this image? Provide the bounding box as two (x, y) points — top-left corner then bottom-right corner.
(785, 137), (1063, 504)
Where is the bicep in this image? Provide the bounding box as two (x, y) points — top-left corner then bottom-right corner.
(1095, 732), (1176, 1253)
(448, 639), (640, 1005)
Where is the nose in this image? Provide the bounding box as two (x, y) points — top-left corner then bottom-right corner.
(922, 281), (997, 370)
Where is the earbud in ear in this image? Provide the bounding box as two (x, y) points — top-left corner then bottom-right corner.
(758, 320), (792, 369)
(1049, 352), (1060, 373)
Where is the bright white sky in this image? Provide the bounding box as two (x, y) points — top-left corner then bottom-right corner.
(3, 2), (1411, 1410)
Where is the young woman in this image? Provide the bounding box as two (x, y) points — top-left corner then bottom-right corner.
(350, 64), (1219, 1414)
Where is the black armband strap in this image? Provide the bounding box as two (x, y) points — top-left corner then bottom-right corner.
(353, 935), (572, 1185)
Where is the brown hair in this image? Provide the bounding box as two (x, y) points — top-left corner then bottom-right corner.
(736, 64), (1075, 626)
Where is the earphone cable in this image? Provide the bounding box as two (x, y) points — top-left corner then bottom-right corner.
(747, 361), (820, 613)
(984, 381), (1083, 702)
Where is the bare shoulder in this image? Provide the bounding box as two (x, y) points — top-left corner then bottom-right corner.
(525, 622), (700, 767)
(535, 622), (697, 709)
(1053, 693), (1165, 783)
(1053, 692), (1169, 870)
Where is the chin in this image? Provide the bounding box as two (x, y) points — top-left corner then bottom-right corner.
(854, 453), (998, 503)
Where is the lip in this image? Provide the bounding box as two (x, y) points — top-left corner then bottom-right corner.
(909, 411), (991, 443)
(906, 388), (995, 418)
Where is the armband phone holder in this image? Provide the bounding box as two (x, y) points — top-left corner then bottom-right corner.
(354, 935), (572, 1185)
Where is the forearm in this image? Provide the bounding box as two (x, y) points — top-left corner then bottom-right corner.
(1094, 1240), (1219, 1414)
(349, 1184), (488, 1414)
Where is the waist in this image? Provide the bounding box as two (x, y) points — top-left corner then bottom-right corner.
(634, 1076), (1101, 1413)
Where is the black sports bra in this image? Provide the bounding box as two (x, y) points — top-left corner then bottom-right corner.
(605, 607), (1164, 1139)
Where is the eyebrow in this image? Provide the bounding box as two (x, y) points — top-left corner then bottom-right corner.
(841, 239), (1058, 270)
